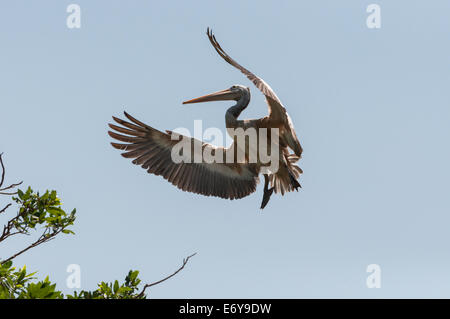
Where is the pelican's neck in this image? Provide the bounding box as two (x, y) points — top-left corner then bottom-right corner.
(225, 90), (250, 127)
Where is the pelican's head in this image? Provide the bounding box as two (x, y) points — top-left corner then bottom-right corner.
(183, 85), (249, 104)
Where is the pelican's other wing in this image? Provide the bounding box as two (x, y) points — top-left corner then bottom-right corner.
(206, 28), (302, 157)
(108, 112), (259, 200)
(207, 28), (282, 112)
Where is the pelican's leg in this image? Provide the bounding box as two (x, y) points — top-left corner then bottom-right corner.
(260, 174), (274, 209)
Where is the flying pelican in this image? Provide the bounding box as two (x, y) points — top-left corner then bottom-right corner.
(108, 28), (303, 209)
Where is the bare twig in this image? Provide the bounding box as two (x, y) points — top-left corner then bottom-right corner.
(1, 228), (64, 265)
(0, 153), (5, 188)
(0, 203), (29, 243)
(0, 154), (22, 194)
(0, 153), (25, 242)
(0, 191), (21, 196)
(0, 182), (23, 193)
(0, 203), (11, 215)
(136, 253), (197, 298)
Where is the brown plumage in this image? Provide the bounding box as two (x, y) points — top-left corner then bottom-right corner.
(206, 29), (303, 158)
(109, 112), (259, 200)
(108, 28), (303, 209)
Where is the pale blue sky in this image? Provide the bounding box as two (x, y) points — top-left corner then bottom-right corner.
(1, 0), (450, 298)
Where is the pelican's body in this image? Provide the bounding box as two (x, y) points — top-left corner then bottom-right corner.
(108, 28), (303, 209)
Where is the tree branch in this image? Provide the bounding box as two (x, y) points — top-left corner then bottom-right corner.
(0, 203), (29, 243)
(1, 228), (64, 265)
(136, 253), (197, 298)
(0, 153), (5, 188)
(0, 153), (22, 194)
(0, 153), (25, 243)
(0, 203), (11, 215)
(0, 182), (23, 194)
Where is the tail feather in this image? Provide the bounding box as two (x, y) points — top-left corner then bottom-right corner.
(289, 171), (301, 191)
(269, 153), (302, 195)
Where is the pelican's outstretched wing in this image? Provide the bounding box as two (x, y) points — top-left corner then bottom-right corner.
(108, 112), (259, 200)
(206, 28), (302, 157)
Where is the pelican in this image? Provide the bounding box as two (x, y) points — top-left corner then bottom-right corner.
(108, 28), (303, 209)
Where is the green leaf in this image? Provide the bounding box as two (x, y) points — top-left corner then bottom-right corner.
(17, 189), (24, 199)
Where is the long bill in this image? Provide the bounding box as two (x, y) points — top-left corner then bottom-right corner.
(182, 88), (237, 104)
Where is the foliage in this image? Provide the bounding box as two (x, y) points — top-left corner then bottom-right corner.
(0, 186), (151, 299)
(0, 154), (194, 299)
(0, 261), (38, 299)
(0, 259), (147, 299)
(0, 187), (76, 263)
(67, 270), (144, 299)
(0, 185), (74, 298)
(13, 187), (76, 236)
